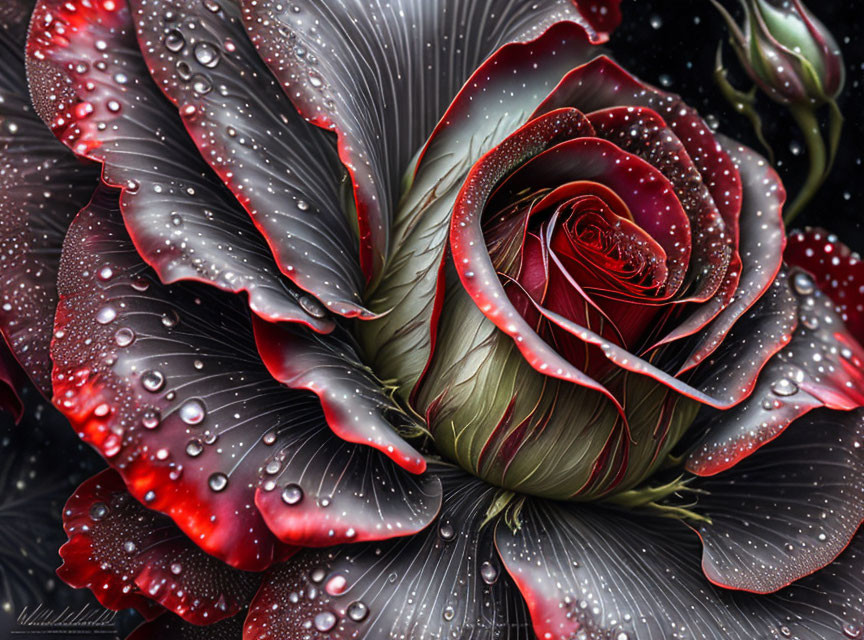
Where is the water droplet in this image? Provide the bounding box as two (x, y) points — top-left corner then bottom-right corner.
(142, 409), (160, 430)
(98, 266), (114, 281)
(843, 623), (862, 638)
(442, 605), (455, 621)
(123, 541), (137, 554)
(114, 327), (135, 347)
(346, 600), (369, 622)
(191, 74), (213, 95)
(164, 29), (185, 52)
(193, 42), (220, 68)
(170, 562), (183, 575)
(161, 310), (180, 328)
(310, 567), (326, 583)
(281, 483), (303, 505)
(179, 398), (206, 425)
(771, 378), (799, 397)
(480, 561), (498, 585)
(89, 502), (109, 521)
(296, 199), (309, 211)
(262, 430), (277, 445)
(789, 140), (802, 156)
(792, 271), (815, 295)
(298, 295), (326, 318)
(650, 14), (662, 28)
(208, 472), (228, 492)
(185, 439), (203, 457)
(96, 306), (116, 324)
(308, 70), (323, 88)
(439, 522), (455, 540)
(141, 370), (165, 393)
(779, 624), (792, 637)
(325, 574), (347, 596)
(313, 611), (337, 632)
(170, 213), (183, 227)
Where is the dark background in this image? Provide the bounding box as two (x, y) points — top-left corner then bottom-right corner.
(612, 0), (863, 250)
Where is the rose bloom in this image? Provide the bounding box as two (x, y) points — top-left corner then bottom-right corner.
(0, 0), (862, 638)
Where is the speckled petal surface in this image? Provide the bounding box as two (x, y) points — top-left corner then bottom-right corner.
(241, 0), (603, 278)
(59, 469), (259, 624)
(693, 409), (864, 594)
(27, 0), (328, 328)
(245, 466), (531, 640)
(496, 499), (864, 640)
(51, 187), (436, 570)
(131, 0), (368, 319)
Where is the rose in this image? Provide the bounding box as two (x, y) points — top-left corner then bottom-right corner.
(2, 1), (863, 639)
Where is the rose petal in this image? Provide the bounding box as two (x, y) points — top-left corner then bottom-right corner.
(693, 409), (864, 593)
(253, 318), (425, 474)
(132, 0), (368, 319)
(245, 466), (531, 640)
(786, 227), (864, 344)
(360, 22), (598, 400)
(687, 269), (864, 475)
(497, 499), (864, 640)
(51, 187), (436, 569)
(241, 0), (603, 278)
(27, 0), (328, 328)
(0, 4), (98, 393)
(58, 469), (259, 624)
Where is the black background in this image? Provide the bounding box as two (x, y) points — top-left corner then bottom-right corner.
(612, 0), (863, 250)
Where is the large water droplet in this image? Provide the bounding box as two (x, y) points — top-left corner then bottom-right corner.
(298, 295), (326, 318)
(208, 472), (228, 492)
(844, 623), (862, 638)
(347, 600), (369, 622)
(194, 42), (220, 68)
(161, 310), (180, 328)
(114, 327), (135, 347)
(442, 605), (455, 621)
(191, 74), (213, 95)
(281, 483), (303, 505)
(792, 271), (815, 296)
(89, 502), (109, 521)
(480, 561), (498, 585)
(141, 370), (165, 393)
(96, 306), (116, 324)
(141, 409), (161, 430)
(325, 574), (347, 596)
(439, 522), (455, 541)
(164, 29), (185, 52)
(771, 378), (799, 397)
(179, 399), (206, 425)
(313, 611), (337, 632)
(186, 439), (203, 457)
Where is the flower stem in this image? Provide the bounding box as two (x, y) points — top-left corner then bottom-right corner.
(784, 103), (827, 224)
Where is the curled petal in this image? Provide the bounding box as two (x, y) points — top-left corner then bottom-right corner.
(693, 409), (864, 593)
(362, 20), (597, 399)
(58, 469), (259, 624)
(51, 188), (436, 569)
(27, 0), (328, 328)
(253, 318), (425, 474)
(241, 0), (603, 278)
(450, 110), (630, 414)
(246, 466), (530, 640)
(132, 0), (368, 319)
(496, 498), (864, 640)
(687, 269), (864, 475)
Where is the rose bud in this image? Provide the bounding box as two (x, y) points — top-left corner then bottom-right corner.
(714, 0), (844, 105)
